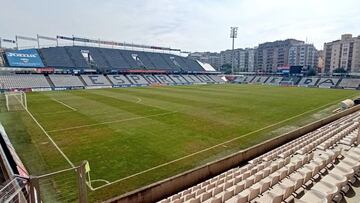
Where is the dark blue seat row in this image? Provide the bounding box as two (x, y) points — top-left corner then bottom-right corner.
(39, 47), (75, 68)
(37, 46), (205, 72)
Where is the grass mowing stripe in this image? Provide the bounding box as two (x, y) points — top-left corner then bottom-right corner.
(47, 111), (178, 133)
(91, 96), (348, 190)
(16, 96), (75, 168)
(51, 98), (77, 111)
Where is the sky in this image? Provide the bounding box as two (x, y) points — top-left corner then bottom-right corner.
(1, 0), (360, 52)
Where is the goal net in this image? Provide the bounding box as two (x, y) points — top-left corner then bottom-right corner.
(5, 91), (27, 111)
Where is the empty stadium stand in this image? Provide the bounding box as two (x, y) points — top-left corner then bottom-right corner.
(182, 75), (205, 84)
(0, 73), (224, 90)
(298, 77), (320, 87)
(49, 75), (84, 88)
(159, 110), (360, 203)
(265, 76), (283, 85)
(81, 75), (112, 87)
(0, 75), (51, 89)
(251, 76), (269, 84)
(146, 52), (175, 71)
(126, 74), (149, 85)
(107, 75), (133, 86)
(38, 47), (75, 68)
(279, 77), (301, 86)
(143, 74), (162, 84)
(317, 78), (340, 88)
(233, 76), (255, 84)
(4, 46), (207, 73)
(64, 46), (90, 69)
(154, 74), (176, 84)
(338, 78), (360, 89)
(208, 75), (225, 84)
(168, 74), (190, 84)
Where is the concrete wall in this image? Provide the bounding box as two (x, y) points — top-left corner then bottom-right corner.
(105, 105), (360, 203)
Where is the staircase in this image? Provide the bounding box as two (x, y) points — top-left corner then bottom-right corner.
(45, 75), (55, 88)
(78, 75), (87, 86)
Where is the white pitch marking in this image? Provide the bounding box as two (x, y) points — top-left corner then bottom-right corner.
(135, 97), (142, 104)
(47, 111), (178, 133)
(91, 179), (110, 184)
(51, 98), (77, 111)
(92, 96), (354, 190)
(38, 110), (74, 115)
(15, 97), (75, 168)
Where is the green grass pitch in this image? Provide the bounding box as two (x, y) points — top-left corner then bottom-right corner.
(0, 84), (358, 201)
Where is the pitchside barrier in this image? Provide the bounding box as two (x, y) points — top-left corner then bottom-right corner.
(0, 161), (88, 203)
(105, 105), (360, 203)
(0, 121), (89, 203)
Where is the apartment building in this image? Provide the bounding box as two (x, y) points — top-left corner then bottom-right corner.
(220, 48), (256, 72)
(288, 44), (318, 68)
(256, 39), (304, 73)
(324, 34), (360, 73)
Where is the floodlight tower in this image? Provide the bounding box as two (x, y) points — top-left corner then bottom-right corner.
(230, 27), (238, 75)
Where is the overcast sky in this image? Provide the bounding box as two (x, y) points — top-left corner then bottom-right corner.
(1, 0), (360, 52)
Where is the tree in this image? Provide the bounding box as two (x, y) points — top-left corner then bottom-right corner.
(306, 68), (317, 76)
(220, 64), (232, 74)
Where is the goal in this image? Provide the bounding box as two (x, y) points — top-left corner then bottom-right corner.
(5, 91), (27, 111)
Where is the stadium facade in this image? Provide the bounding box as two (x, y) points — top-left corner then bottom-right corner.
(1, 35), (360, 203)
(0, 45), (226, 91)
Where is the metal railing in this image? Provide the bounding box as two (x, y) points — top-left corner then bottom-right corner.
(0, 176), (30, 203)
(0, 161), (88, 203)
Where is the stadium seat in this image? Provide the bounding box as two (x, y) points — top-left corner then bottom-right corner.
(338, 78), (360, 89)
(160, 110), (360, 203)
(49, 74), (84, 87)
(0, 74), (51, 89)
(81, 75), (112, 87)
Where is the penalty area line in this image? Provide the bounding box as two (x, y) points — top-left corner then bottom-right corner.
(51, 98), (77, 111)
(47, 111), (178, 133)
(92, 97), (346, 190)
(15, 97), (75, 168)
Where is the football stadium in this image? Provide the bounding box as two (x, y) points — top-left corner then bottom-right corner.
(1, 2), (360, 203)
(1, 37), (360, 203)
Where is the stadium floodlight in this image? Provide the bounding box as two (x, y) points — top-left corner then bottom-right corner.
(230, 27), (238, 75)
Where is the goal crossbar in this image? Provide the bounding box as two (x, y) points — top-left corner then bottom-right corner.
(4, 91), (27, 111)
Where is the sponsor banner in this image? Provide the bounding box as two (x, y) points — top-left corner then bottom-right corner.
(32, 88), (52, 92)
(35, 67), (55, 73)
(127, 69), (166, 73)
(85, 86), (112, 89)
(8, 88), (32, 93)
(54, 87), (69, 91)
(6, 49), (44, 67)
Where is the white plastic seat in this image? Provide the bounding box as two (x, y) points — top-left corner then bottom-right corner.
(321, 173), (347, 191)
(296, 190), (328, 203)
(311, 181), (338, 201)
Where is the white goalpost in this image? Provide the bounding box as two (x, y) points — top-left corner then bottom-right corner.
(4, 91), (27, 111)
